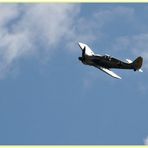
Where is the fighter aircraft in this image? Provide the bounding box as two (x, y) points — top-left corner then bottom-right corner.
(78, 42), (143, 79)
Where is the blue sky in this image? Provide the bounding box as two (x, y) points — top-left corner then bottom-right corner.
(0, 3), (148, 145)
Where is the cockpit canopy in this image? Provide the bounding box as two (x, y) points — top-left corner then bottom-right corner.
(102, 54), (112, 60)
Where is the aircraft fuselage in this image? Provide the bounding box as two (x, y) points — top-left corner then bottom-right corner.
(79, 55), (134, 70)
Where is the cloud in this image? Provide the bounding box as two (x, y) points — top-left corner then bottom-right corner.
(144, 136), (148, 145)
(0, 4), (20, 28)
(0, 4), (101, 78)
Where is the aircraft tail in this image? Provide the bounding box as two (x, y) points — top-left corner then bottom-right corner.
(132, 56), (143, 71)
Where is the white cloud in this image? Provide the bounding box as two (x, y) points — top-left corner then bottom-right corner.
(63, 6), (136, 53)
(0, 4), (99, 78)
(0, 4), (20, 28)
(144, 136), (148, 145)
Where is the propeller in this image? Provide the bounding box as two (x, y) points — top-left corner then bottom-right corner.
(78, 46), (86, 62)
(82, 46), (86, 59)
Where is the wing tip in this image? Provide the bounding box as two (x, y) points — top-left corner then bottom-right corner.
(115, 76), (122, 79)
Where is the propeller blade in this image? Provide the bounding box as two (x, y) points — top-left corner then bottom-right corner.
(82, 46), (86, 58)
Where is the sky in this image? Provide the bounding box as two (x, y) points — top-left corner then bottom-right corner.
(0, 3), (148, 145)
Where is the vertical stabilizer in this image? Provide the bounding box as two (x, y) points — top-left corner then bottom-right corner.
(133, 56), (143, 71)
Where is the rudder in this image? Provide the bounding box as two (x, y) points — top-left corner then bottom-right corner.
(133, 56), (143, 71)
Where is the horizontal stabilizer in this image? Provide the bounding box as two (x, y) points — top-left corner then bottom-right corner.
(126, 59), (132, 64)
(138, 69), (143, 72)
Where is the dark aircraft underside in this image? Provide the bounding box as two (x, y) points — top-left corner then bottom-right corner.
(79, 55), (137, 70)
(91, 56), (133, 70)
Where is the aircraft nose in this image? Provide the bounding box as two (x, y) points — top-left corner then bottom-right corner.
(78, 57), (82, 61)
(78, 42), (85, 49)
(78, 57), (83, 62)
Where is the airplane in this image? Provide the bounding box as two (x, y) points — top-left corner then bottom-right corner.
(78, 42), (143, 79)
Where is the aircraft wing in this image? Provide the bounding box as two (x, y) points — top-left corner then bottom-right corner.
(96, 66), (122, 79)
